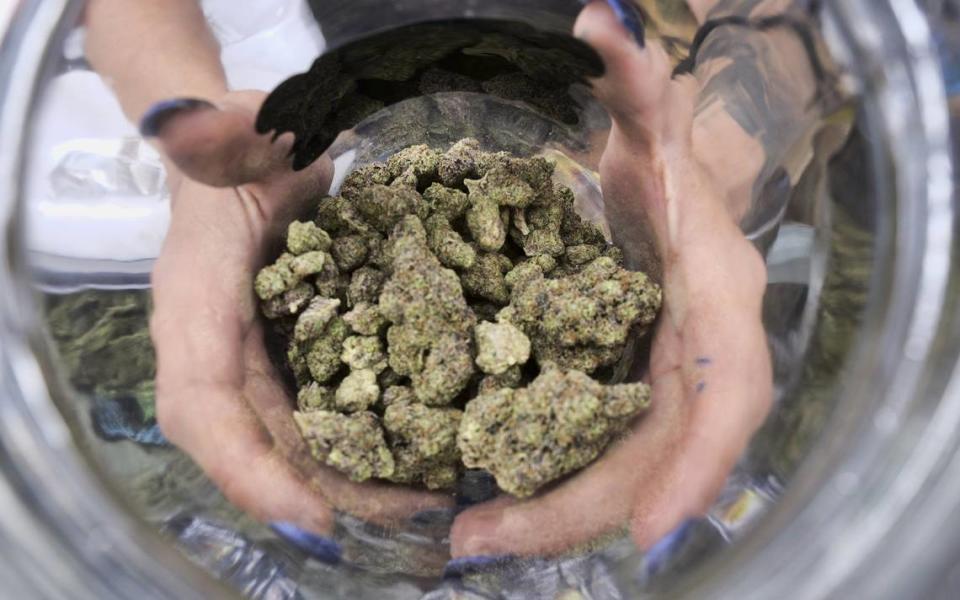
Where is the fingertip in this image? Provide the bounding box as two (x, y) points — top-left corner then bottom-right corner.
(604, 0), (646, 47)
(575, 0), (642, 50)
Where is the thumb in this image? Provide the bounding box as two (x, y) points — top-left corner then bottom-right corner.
(574, 0), (696, 146)
(139, 91), (295, 188)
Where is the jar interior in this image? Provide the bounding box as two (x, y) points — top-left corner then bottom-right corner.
(18, 1), (888, 598)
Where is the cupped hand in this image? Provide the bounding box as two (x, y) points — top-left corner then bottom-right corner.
(449, 1), (773, 558)
(147, 91), (453, 537)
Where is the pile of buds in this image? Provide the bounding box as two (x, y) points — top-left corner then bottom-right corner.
(256, 139), (661, 497)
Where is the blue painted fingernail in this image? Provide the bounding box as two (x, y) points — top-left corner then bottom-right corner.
(269, 522), (342, 565)
(645, 519), (694, 575)
(607, 0), (646, 47)
(139, 98), (216, 137)
(443, 555), (515, 579)
(580, 0), (646, 47)
(133, 423), (169, 446)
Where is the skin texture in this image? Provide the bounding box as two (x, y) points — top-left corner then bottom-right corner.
(448, 1), (772, 557)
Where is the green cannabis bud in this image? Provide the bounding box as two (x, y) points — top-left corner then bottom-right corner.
(458, 366), (650, 497)
(259, 139), (661, 493)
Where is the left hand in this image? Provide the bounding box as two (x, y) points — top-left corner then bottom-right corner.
(448, 0), (773, 558)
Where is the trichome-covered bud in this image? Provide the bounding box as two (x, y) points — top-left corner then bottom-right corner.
(341, 335), (387, 373)
(261, 282), (315, 320)
(384, 400), (462, 490)
(474, 321), (531, 375)
(287, 221), (333, 255)
(342, 301), (387, 336)
(422, 183), (470, 221)
(294, 410), (394, 482)
(437, 138), (481, 187)
(458, 368), (650, 497)
(425, 214), (476, 270)
(330, 234), (371, 272)
(297, 382), (335, 412)
(461, 251), (512, 305)
(335, 368), (380, 413)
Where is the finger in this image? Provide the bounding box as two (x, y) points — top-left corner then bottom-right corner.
(575, 0), (700, 262)
(450, 386), (691, 558)
(139, 91), (295, 188)
(574, 0), (691, 141)
(156, 380), (335, 534)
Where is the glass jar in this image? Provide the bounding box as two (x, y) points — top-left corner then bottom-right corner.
(1, 0), (959, 598)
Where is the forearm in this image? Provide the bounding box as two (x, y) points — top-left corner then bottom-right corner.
(84, 0), (227, 122)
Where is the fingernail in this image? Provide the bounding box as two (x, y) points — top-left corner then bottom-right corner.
(410, 508), (456, 527)
(133, 423), (169, 447)
(443, 555), (516, 579)
(139, 98), (216, 137)
(456, 469), (499, 509)
(580, 0), (646, 47)
(269, 522), (342, 565)
(645, 519), (694, 575)
(607, 0), (646, 47)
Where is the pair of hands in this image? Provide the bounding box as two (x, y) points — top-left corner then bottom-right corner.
(148, 1), (772, 561)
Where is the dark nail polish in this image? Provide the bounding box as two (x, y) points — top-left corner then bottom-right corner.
(410, 508), (456, 527)
(605, 0), (646, 48)
(443, 555), (515, 579)
(269, 522), (342, 565)
(645, 519), (693, 575)
(139, 98), (216, 137)
(455, 469), (499, 510)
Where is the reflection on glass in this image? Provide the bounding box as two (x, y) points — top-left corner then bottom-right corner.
(29, 0), (862, 597)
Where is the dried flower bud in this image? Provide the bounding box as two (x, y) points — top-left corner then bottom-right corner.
(261, 282), (315, 319)
(356, 184), (428, 234)
(335, 368), (380, 413)
(386, 144), (440, 183)
(255, 253), (297, 300)
(294, 297), (341, 343)
(347, 266), (385, 306)
(474, 321), (531, 375)
(339, 163), (391, 201)
(384, 400), (462, 490)
(342, 302), (387, 336)
(294, 410), (394, 481)
(341, 335), (387, 373)
(297, 382), (335, 412)
(465, 190), (506, 252)
(287, 221), (332, 255)
(423, 183), (470, 221)
(437, 138), (481, 187)
(425, 214), (476, 270)
(458, 368), (650, 497)
(330, 235), (371, 272)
